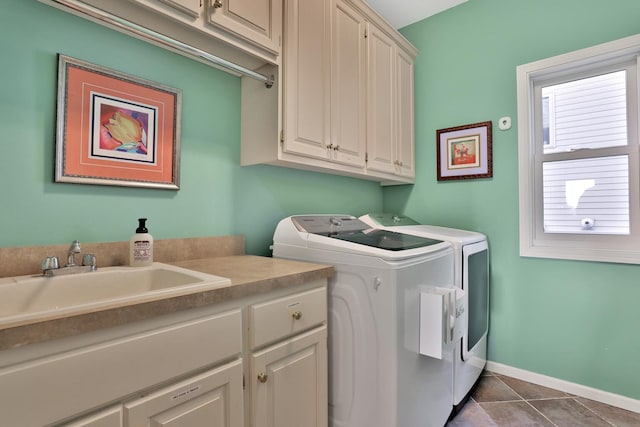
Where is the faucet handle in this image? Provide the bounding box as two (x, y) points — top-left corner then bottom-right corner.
(82, 253), (97, 269)
(42, 256), (60, 272)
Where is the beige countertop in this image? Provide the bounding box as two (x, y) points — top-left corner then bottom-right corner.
(0, 255), (334, 351)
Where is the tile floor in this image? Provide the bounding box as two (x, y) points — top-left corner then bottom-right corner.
(447, 371), (640, 427)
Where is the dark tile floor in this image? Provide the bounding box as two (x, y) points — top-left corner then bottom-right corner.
(447, 371), (640, 427)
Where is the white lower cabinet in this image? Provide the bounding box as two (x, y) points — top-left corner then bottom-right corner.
(125, 359), (244, 427)
(0, 281), (327, 427)
(247, 286), (328, 427)
(251, 326), (328, 427)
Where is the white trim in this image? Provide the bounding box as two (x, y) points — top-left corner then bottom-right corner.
(517, 33), (640, 264)
(486, 361), (640, 414)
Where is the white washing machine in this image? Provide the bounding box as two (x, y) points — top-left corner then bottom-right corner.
(272, 215), (459, 427)
(360, 213), (489, 408)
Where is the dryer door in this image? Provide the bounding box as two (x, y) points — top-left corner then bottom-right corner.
(462, 240), (489, 360)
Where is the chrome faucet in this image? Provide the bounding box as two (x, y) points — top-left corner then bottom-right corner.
(66, 239), (82, 267)
(42, 240), (97, 277)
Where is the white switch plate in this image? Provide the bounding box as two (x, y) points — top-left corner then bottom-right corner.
(498, 116), (511, 130)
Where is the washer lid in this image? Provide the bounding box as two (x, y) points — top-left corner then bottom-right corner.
(360, 213), (487, 244)
(361, 213), (420, 227)
(291, 215), (444, 251)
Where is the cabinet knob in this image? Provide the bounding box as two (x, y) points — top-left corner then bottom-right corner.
(292, 310), (303, 320)
(213, 0), (223, 8)
(257, 372), (268, 383)
(334, 145), (340, 151)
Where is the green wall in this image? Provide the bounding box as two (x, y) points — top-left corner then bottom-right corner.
(3, 0), (640, 403)
(393, 0), (640, 399)
(0, 0), (383, 255)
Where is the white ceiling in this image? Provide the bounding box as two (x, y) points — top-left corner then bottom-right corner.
(366, 0), (468, 29)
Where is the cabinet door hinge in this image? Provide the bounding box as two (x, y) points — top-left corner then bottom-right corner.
(280, 130), (285, 143)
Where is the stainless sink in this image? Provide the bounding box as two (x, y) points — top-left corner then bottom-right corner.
(0, 262), (231, 327)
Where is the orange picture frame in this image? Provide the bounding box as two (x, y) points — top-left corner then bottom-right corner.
(55, 55), (181, 189)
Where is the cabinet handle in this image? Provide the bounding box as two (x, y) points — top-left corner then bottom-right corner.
(292, 310), (303, 320)
(213, 0), (223, 8)
(257, 372), (268, 383)
(334, 145), (340, 151)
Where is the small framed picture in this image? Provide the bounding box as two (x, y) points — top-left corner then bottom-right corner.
(55, 55), (182, 189)
(436, 121), (492, 181)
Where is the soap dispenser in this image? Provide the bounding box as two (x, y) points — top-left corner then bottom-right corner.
(130, 218), (154, 267)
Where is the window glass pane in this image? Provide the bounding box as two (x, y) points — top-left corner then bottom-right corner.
(542, 70), (627, 153)
(543, 155), (629, 234)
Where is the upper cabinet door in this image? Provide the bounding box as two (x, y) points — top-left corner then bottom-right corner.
(395, 47), (415, 178)
(330, 0), (367, 168)
(281, 0), (331, 160)
(207, 0), (282, 54)
(365, 25), (396, 175)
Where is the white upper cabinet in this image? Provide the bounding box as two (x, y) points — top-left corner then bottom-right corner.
(241, 0), (417, 184)
(278, 0), (365, 169)
(395, 47), (415, 178)
(280, 0), (331, 160)
(45, 0), (282, 69)
(206, 0), (282, 55)
(366, 26), (415, 179)
(365, 24), (397, 175)
(330, 0), (367, 168)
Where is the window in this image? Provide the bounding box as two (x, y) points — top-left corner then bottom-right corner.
(517, 34), (640, 264)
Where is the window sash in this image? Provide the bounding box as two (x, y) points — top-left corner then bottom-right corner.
(517, 34), (640, 264)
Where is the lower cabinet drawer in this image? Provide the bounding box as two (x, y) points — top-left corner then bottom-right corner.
(249, 286), (326, 349)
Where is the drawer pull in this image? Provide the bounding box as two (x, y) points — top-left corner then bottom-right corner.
(257, 372), (268, 383)
(292, 310), (303, 320)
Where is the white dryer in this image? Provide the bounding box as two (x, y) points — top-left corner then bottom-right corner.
(272, 215), (457, 427)
(360, 213), (489, 408)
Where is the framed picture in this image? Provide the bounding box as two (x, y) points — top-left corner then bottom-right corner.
(436, 121), (492, 181)
(55, 55), (182, 190)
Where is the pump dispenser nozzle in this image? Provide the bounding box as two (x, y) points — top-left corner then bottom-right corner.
(136, 218), (148, 233)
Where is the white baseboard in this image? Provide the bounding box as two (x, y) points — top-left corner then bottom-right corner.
(485, 361), (640, 414)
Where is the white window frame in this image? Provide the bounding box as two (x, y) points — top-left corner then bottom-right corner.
(517, 34), (640, 264)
